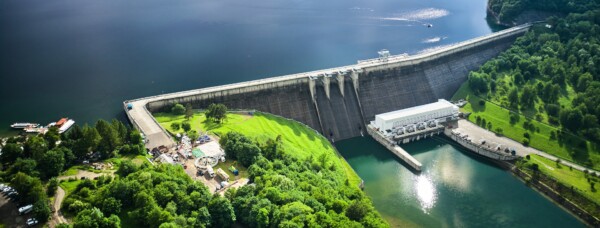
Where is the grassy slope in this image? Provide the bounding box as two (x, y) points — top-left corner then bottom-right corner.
(154, 111), (361, 186)
(522, 154), (600, 205)
(452, 83), (600, 170)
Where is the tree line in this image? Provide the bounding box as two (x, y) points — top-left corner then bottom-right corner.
(0, 119), (145, 224)
(467, 8), (600, 148)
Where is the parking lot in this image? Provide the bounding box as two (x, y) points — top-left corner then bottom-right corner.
(0, 185), (36, 228)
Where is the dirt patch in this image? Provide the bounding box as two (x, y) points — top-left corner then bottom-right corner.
(58, 170), (114, 181)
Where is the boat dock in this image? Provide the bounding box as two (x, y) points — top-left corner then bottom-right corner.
(367, 125), (422, 171)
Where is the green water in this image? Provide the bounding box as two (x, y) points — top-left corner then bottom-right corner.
(336, 137), (584, 227)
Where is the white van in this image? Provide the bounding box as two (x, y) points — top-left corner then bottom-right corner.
(19, 204), (33, 215)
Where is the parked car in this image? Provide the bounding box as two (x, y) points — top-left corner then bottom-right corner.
(26, 218), (38, 226)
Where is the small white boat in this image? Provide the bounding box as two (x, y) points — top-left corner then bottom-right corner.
(10, 123), (39, 129)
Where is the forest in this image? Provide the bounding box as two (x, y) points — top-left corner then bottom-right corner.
(462, 7), (600, 167)
(488, 0), (600, 24)
(0, 114), (386, 227)
(0, 119), (145, 225)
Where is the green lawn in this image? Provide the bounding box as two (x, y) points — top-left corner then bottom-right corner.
(452, 83), (600, 170)
(522, 154), (600, 205)
(59, 180), (82, 195)
(154, 111), (362, 186)
(214, 160), (248, 180)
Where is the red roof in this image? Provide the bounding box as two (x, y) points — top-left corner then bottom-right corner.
(56, 118), (67, 127)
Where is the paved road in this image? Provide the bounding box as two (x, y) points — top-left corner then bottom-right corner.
(50, 187), (67, 226)
(455, 119), (599, 175)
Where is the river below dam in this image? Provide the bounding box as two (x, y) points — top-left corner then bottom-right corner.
(337, 137), (584, 227)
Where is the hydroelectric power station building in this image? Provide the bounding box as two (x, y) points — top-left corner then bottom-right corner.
(371, 99), (458, 140)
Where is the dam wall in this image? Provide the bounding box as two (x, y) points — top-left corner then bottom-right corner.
(127, 24), (532, 148)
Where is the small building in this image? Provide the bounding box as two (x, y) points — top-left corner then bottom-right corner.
(157, 154), (175, 165)
(372, 99), (458, 133)
(216, 168), (229, 181)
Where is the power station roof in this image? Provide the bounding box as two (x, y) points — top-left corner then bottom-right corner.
(376, 99), (455, 121)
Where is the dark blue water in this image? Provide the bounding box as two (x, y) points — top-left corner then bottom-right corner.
(0, 0), (494, 135)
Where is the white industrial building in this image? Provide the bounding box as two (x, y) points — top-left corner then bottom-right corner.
(372, 99), (458, 133)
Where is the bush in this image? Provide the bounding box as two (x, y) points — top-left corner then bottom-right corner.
(478, 100), (486, 106)
(171, 103), (185, 115)
(47, 178), (59, 196)
(170, 122), (180, 131)
(523, 132), (530, 139)
(522, 138), (530, 146)
(181, 121), (191, 132)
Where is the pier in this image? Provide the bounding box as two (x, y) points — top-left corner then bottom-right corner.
(124, 24), (532, 150)
(366, 125), (422, 171)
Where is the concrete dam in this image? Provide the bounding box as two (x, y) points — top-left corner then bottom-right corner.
(125, 24), (531, 149)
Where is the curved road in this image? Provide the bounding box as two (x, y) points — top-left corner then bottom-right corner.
(456, 119), (600, 175)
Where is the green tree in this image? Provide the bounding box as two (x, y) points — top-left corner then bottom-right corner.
(346, 199), (370, 222)
(170, 122), (180, 131)
(44, 126), (61, 149)
(33, 200), (52, 222)
(116, 160), (138, 177)
(181, 122), (191, 132)
(47, 177), (59, 196)
(7, 158), (39, 177)
(185, 103), (194, 120)
(208, 196), (236, 227)
(73, 207), (121, 228)
(129, 129), (143, 145)
(101, 197), (122, 216)
(0, 143), (23, 164)
(236, 143), (261, 167)
(508, 87), (519, 108)
(10, 172), (45, 204)
(205, 103), (228, 123)
(75, 125), (101, 158)
(24, 136), (48, 162)
(172, 103), (185, 115)
(38, 148), (66, 179)
(96, 120), (121, 158)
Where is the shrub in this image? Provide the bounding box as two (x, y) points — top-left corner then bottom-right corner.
(171, 122), (180, 131)
(522, 138), (530, 146)
(181, 121), (191, 132)
(171, 103), (185, 115)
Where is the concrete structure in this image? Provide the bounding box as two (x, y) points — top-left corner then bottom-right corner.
(367, 125), (422, 171)
(372, 99), (458, 133)
(124, 24), (532, 149)
(445, 128), (517, 161)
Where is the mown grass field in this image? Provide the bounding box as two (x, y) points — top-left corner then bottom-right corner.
(59, 180), (82, 195)
(521, 154), (600, 205)
(452, 83), (600, 170)
(154, 111), (362, 186)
